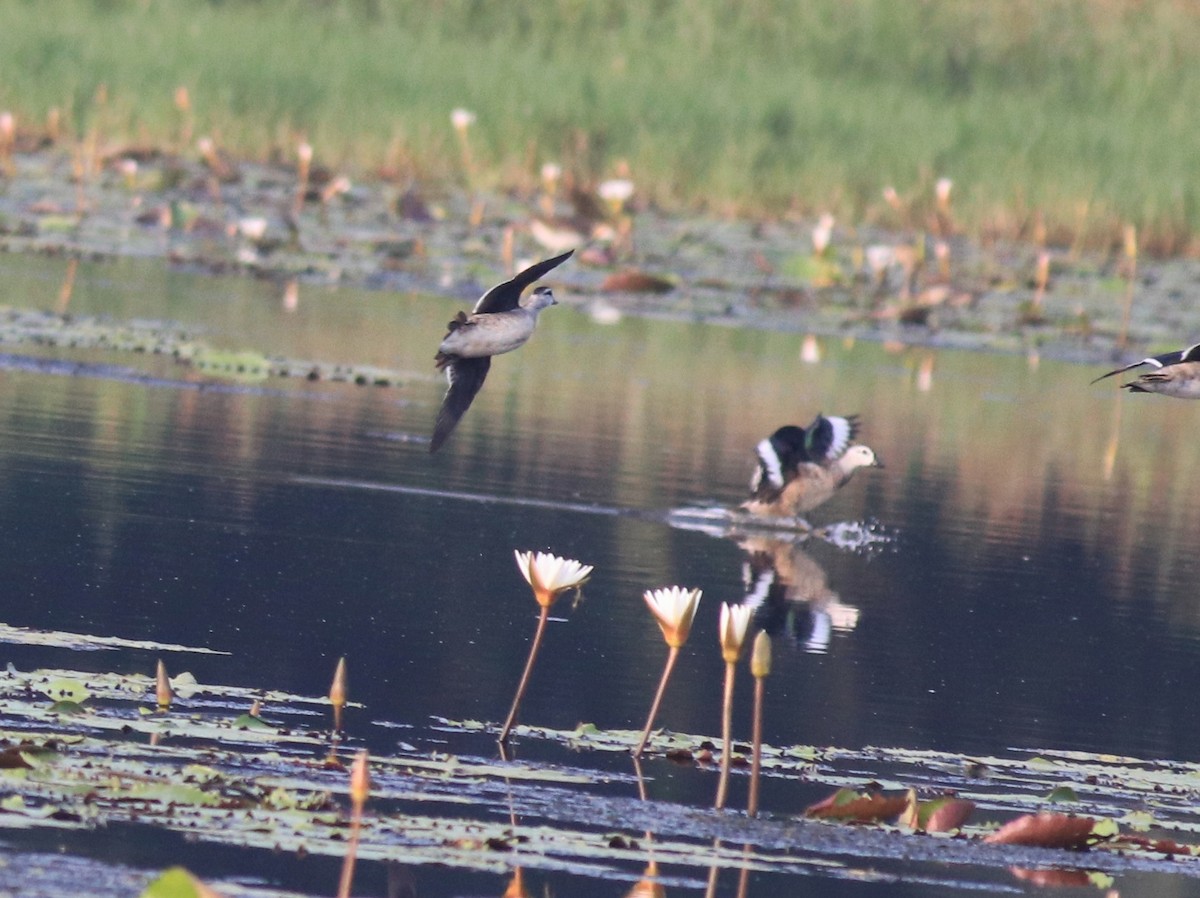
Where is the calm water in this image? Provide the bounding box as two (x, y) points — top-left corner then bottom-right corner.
(2, 254), (1200, 895)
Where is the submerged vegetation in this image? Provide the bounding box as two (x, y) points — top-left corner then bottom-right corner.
(0, 1), (1199, 250)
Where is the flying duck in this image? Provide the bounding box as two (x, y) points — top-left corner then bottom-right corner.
(741, 414), (882, 520)
(1091, 342), (1200, 399)
(430, 250), (573, 452)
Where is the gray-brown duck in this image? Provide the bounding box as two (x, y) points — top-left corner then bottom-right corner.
(430, 250), (572, 452)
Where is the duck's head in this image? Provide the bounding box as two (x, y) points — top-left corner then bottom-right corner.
(524, 286), (558, 311)
(843, 445), (883, 470)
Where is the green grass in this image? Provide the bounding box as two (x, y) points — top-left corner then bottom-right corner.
(2, 0), (1200, 251)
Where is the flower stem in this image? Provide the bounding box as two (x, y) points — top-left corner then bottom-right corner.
(635, 645), (680, 756)
(748, 676), (765, 817)
(499, 605), (550, 743)
(714, 660), (736, 809)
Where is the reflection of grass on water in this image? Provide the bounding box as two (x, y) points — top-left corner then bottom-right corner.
(1, 1), (1200, 249)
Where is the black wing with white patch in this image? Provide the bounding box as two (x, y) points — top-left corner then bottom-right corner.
(750, 425), (807, 496)
(429, 356), (491, 453)
(804, 413), (859, 463)
(473, 250), (574, 315)
(1091, 341), (1200, 384)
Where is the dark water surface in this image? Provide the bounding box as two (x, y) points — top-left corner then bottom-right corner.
(2, 254), (1200, 895)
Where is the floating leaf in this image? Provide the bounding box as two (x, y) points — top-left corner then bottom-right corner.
(1121, 810), (1155, 831)
(40, 678), (91, 703)
(1045, 785), (1078, 803)
(230, 712), (277, 731)
(48, 700), (87, 716)
(805, 788), (907, 823)
(901, 790), (975, 833)
(1008, 867), (1094, 887)
(141, 866), (225, 898)
(983, 812), (1095, 849)
(0, 623), (227, 655)
(599, 270), (674, 294)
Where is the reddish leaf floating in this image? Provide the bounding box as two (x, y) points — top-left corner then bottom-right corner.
(663, 748), (694, 764)
(1009, 867), (1093, 887)
(924, 798), (976, 833)
(983, 812), (1095, 849)
(805, 788), (908, 823)
(0, 747), (33, 769)
(1116, 834), (1198, 856)
(600, 270), (674, 294)
(900, 790), (975, 833)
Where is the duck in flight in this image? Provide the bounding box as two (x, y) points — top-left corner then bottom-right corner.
(430, 250), (573, 452)
(741, 413), (882, 521)
(1091, 342), (1200, 399)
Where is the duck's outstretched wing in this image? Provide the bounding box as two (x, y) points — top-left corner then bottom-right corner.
(804, 413), (859, 462)
(751, 425), (803, 496)
(430, 356), (491, 453)
(474, 250), (573, 314)
(1091, 342), (1200, 384)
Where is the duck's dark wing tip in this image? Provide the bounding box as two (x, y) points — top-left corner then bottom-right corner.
(429, 356), (491, 452)
(474, 250), (575, 314)
(1090, 362), (1141, 385)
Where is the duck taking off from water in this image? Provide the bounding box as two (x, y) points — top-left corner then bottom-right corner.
(742, 414), (882, 521)
(748, 414), (859, 496)
(430, 250), (573, 452)
(1091, 342), (1200, 399)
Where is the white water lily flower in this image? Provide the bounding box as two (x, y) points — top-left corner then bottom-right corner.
(935, 177), (953, 205)
(643, 586), (701, 649)
(514, 550), (593, 608)
(450, 108), (477, 131)
(718, 602), (753, 663)
(598, 178), (634, 206)
(811, 213), (834, 256)
(598, 178), (634, 202)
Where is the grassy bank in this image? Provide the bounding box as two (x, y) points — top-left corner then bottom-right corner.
(1, 0), (1199, 252)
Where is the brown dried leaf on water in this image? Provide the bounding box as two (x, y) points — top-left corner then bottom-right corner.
(983, 812), (1095, 849)
(1112, 833), (1200, 857)
(900, 788), (975, 833)
(805, 787), (907, 823)
(0, 746), (34, 769)
(599, 270), (674, 294)
(1008, 867), (1095, 888)
(924, 797), (976, 833)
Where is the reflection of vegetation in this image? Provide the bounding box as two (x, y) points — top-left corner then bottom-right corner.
(2, 2), (1199, 245)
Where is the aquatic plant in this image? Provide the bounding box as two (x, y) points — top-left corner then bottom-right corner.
(329, 656), (347, 733)
(635, 586), (702, 756)
(747, 630), (771, 817)
(154, 659), (172, 711)
(500, 550), (593, 742)
(713, 602), (752, 810)
(336, 750), (370, 898)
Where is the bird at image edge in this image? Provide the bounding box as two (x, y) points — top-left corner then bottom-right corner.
(430, 250), (573, 452)
(1090, 342), (1200, 399)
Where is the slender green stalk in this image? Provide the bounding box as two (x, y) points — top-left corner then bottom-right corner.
(499, 606), (549, 743)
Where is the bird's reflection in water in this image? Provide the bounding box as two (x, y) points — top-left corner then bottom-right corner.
(736, 535), (859, 653)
